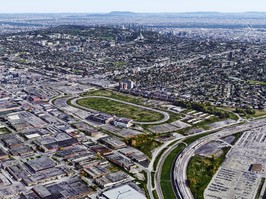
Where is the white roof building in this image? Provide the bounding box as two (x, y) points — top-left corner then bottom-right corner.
(102, 184), (146, 199)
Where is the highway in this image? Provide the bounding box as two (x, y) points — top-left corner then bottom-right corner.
(52, 93), (259, 199)
(144, 136), (187, 199)
(154, 139), (184, 199)
(172, 117), (266, 199)
(71, 96), (170, 125)
(152, 117), (246, 199)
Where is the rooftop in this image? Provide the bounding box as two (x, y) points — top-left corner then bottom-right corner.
(102, 184), (146, 199)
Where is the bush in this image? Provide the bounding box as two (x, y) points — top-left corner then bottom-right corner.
(174, 100), (232, 118)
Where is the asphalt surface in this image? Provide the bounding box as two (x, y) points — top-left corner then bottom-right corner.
(154, 118), (244, 199)
(54, 94), (259, 199)
(172, 118), (266, 199)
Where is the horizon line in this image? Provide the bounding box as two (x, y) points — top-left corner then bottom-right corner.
(0, 11), (266, 14)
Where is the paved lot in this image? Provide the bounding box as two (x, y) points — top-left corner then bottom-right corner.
(149, 123), (179, 134)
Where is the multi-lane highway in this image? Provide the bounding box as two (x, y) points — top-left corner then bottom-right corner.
(172, 118), (266, 199)
(152, 117), (245, 199)
(53, 93), (265, 199)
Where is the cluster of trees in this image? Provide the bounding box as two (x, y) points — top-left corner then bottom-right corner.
(174, 100), (232, 119)
(125, 134), (161, 158)
(187, 147), (230, 199)
(235, 107), (255, 115)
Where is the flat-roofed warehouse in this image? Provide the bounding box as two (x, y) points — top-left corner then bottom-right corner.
(25, 156), (56, 172)
(102, 184), (146, 199)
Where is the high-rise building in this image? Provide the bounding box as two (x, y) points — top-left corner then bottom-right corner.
(119, 80), (134, 90)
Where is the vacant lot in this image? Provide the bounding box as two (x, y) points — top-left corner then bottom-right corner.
(125, 134), (161, 158)
(149, 123), (179, 134)
(77, 97), (164, 122)
(187, 147), (230, 199)
(0, 127), (11, 135)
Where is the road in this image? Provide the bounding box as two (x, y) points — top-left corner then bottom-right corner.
(51, 94), (166, 199)
(69, 95), (178, 199)
(154, 139), (184, 199)
(143, 111), (243, 199)
(52, 93), (251, 199)
(145, 135), (186, 199)
(71, 96), (170, 125)
(152, 116), (246, 199)
(172, 117), (266, 199)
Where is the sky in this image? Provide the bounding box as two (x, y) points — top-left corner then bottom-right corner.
(0, 0), (265, 13)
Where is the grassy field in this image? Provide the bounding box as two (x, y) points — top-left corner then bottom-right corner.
(187, 147), (230, 199)
(151, 171), (155, 188)
(220, 106), (266, 118)
(167, 112), (181, 123)
(248, 80), (266, 86)
(219, 106), (236, 112)
(81, 89), (145, 105)
(77, 97), (164, 122)
(253, 110), (266, 118)
(159, 132), (214, 199)
(152, 190), (159, 199)
(160, 143), (186, 199)
(113, 61), (127, 68)
(82, 89), (184, 123)
(0, 127), (11, 135)
(153, 147), (168, 171)
(140, 112), (181, 131)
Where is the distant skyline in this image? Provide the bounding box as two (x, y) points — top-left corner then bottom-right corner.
(0, 0), (266, 13)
